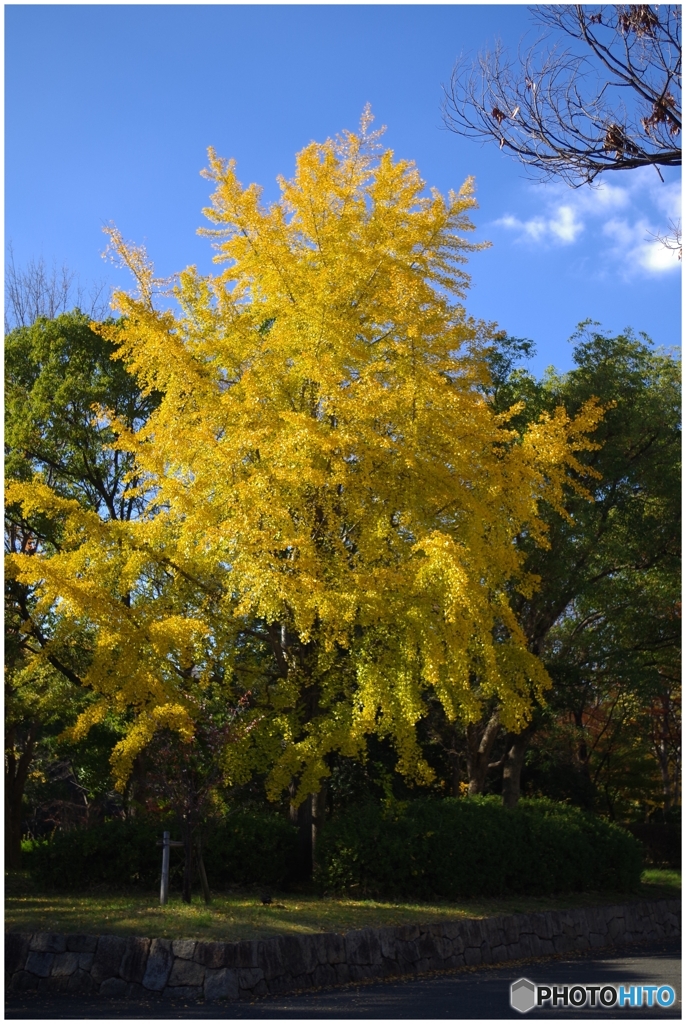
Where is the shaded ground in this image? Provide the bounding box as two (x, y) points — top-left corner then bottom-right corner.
(6, 941), (681, 1019)
(5, 870), (680, 943)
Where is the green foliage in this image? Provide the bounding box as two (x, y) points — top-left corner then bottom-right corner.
(201, 812), (299, 888)
(315, 797), (643, 899)
(28, 810), (298, 891)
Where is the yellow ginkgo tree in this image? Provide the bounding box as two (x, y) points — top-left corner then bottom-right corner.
(7, 112), (604, 808)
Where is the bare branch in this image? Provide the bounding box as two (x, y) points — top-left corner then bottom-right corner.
(443, 5), (681, 187)
(647, 216), (682, 259)
(5, 242), (111, 332)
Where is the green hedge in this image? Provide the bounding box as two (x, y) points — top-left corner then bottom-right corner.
(29, 811), (299, 890)
(314, 797), (643, 898)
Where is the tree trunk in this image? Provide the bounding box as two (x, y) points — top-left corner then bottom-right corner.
(181, 819), (193, 903)
(501, 724), (535, 808)
(465, 711), (500, 795)
(195, 836), (211, 904)
(289, 784), (313, 881)
(5, 723), (38, 870)
(311, 783), (327, 873)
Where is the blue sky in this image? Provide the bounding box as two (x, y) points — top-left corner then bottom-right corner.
(6, 4), (681, 376)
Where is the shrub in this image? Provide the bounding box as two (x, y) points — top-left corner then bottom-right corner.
(200, 811), (299, 888)
(29, 810), (298, 891)
(314, 796), (643, 898)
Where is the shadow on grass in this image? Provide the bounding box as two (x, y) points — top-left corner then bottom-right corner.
(5, 869), (679, 943)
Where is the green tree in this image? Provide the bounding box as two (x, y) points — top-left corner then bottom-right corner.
(477, 327), (680, 809)
(4, 309), (156, 866)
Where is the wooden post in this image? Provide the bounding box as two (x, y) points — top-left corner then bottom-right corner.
(196, 836), (211, 904)
(160, 830), (170, 905)
(158, 832), (183, 905)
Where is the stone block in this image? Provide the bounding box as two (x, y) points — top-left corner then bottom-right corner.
(539, 938), (555, 955)
(425, 933), (452, 963)
(66, 934), (98, 953)
(267, 972), (297, 996)
(399, 939), (422, 964)
(334, 962), (350, 985)
(204, 967), (240, 1002)
(30, 934), (66, 954)
(172, 939), (196, 960)
(238, 966), (265, 990)
(416, 931), (439, 962)
(375, 927), (398, 961)
(552, 934), (571, 954)
(323, 931), (347, 964)
(257, 937), (283, 980)
(395, 923), (420, 942)
(277, 934), (314, 977)
(346, 928), (382, 966)
(25, 951), (54, 978)
(100, 977), (128, 998)
(142, 938), (173, 992)
(440, 921), (464, 941)
(349, 963), (375, 982)
(168, 958), (205, 987)
(51, 952), (80, 977)
(11, 971), (39, 992)
(90, 934), (126, 985)
(67, 969), (96, 994)
(479, 941), (493, 965)
(529, 913), (551, 940)
(5, 933), (30, 974)
(228, 940), (258, 969)
(465, 920), (486, 949)
(119, 937), (150, 984)
(506, 942), (523, 960)
(380, 956), (403, 978)
(464, 946), (482, 966)
(483, 918), (506, 951)
(301, 935), (322, 972)
(194, 941), (228, 969)
(312, 962), (337, 988)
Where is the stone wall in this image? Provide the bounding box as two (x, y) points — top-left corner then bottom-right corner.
(6, 898), (680, 1003)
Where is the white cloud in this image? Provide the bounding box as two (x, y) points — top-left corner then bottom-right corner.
(549, 205), (584, 242)
(496, 204), (582, 245)
(603, 217), (681, 275)
(494, 166), (681, 276)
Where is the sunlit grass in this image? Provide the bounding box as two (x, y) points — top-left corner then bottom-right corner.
(5, 869), (678, 942)
(640, 867), (681, 890)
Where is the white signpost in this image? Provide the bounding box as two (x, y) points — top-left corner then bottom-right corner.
(157, 831), (184, 905)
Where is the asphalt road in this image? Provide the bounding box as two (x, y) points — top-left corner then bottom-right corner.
(6, 941), (680, 1020)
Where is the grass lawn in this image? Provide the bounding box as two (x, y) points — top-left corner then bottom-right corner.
(5, 869), (680, 943)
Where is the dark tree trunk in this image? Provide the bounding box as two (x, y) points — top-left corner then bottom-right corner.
(181, 819), (193, 903)
(465, 711), (500, 795)
(196, 836), (211, 904)
(289, 785), (313, 881)
(311, 783), (327, 873)
(501, 724), (535, 808)
(5, 723), (38, 870)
